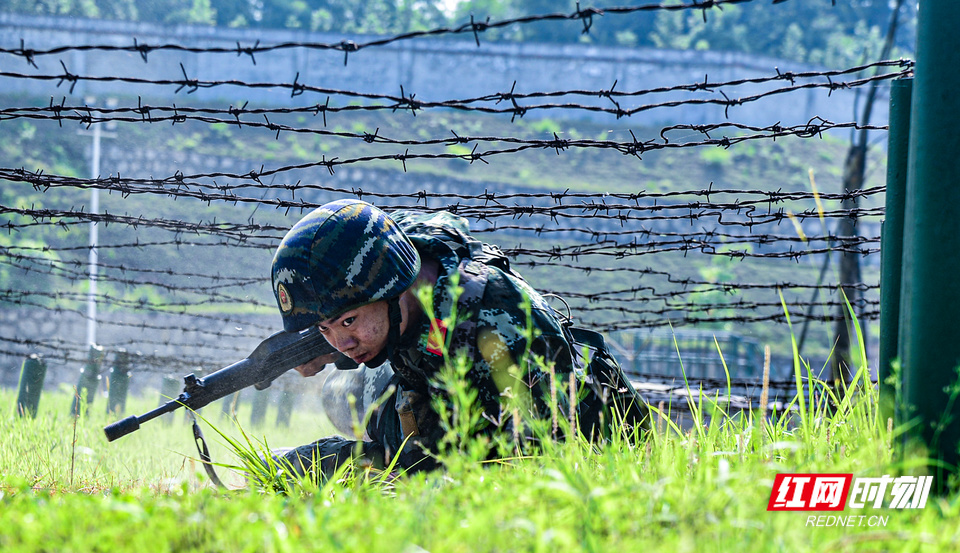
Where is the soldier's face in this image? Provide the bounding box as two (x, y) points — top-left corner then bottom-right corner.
(317, 301), (389, 365)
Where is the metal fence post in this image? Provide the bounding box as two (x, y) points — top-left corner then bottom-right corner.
(71, 344), (104, 416)
(900, 0), (960, 491)
(159, 375), (180, 425)
(879, 78), (912, 417)
(249, 388), (270, 428)
(107, 349), (134, 415)
(15, 354), (47, 418)
(276, 390), (296, 428)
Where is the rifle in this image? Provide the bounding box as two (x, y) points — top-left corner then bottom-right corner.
(104, 326), (336, 442)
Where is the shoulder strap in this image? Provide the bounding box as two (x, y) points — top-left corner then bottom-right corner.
(442, 258), (490, 362)
(568, 326), (608, 353)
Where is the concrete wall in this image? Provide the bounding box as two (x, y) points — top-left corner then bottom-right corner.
(0, 12), (887, 128)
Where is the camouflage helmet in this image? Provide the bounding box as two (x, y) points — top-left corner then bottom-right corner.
(271, 200), (421, 332)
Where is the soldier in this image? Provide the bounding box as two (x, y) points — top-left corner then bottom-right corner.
(271, 199), (647, 480)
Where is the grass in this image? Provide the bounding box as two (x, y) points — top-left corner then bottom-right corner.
(0, 384), (335, 492)
(2, 315), (959, 552)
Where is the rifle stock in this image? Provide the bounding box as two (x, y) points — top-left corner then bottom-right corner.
(104, 326), (335, 442)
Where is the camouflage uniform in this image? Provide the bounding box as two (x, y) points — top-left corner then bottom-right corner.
(279, 210), (647, 480)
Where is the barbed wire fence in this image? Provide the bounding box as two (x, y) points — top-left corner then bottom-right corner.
(0, 2), (902, 408)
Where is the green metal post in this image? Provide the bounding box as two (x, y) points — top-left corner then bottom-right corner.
(900, 0), (960, 490)
(16, 354), (47, 418)
(159, 375), (180, 425)
(729, 336), (740, 375)
(879, 78), (913, 416)
(633, 332), (642, 374)
(71, 345), (104, 416)
(107, 349), (133, 415)
(276, 390), (297, 428)
(249, 388), (270, 428)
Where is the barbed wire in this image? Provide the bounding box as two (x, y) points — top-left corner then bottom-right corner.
(0, 60), (910, 122)
(1, 225), (879, 251)
(0, 240), (882, 292)
(0, 335), (833, 401)
(576, 295), (879, 314)
(0, 288), (876, 373)
(0, 294), (876, 367)
(474, 225), (881, 249)
(0, 253), (266, 301)
(0, 246), (262, 286)
(1, 125), (889, 198)
(1, 197), (883, 230)
(0, 60), (910, 113)
(0, 234), (881, 278)
(1, 281), (875, 319)
(0, 233), (881, 303)
(0, 0), (789, 68)
(0, 202), (883, 258)
(0, 249), (879, 307)
(590, 308), (880, 332)
(0, 328), (263, 366)
(553, 284), (878, 306)
(0, 237), (265, 253)
(0, 293), (273, 336)
(0, 337), (251, 374)
(0, 232), (882, 291)
(2, 163), (886, 209)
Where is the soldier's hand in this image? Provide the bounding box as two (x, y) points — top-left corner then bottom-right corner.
(294, 353), (339, 377)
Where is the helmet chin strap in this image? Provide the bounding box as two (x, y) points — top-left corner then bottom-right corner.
(365, 297), (403, 368)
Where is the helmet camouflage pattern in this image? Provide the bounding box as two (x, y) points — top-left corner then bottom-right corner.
(271, 199), (421, 332)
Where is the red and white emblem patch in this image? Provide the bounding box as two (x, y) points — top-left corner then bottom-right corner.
(277, 283), (293, 313)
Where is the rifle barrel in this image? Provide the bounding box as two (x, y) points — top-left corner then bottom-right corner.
(103, 327), (336, 442)
(103, 398), (183, 441)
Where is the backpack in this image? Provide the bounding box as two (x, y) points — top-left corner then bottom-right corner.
(393, 210), (650, 438)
